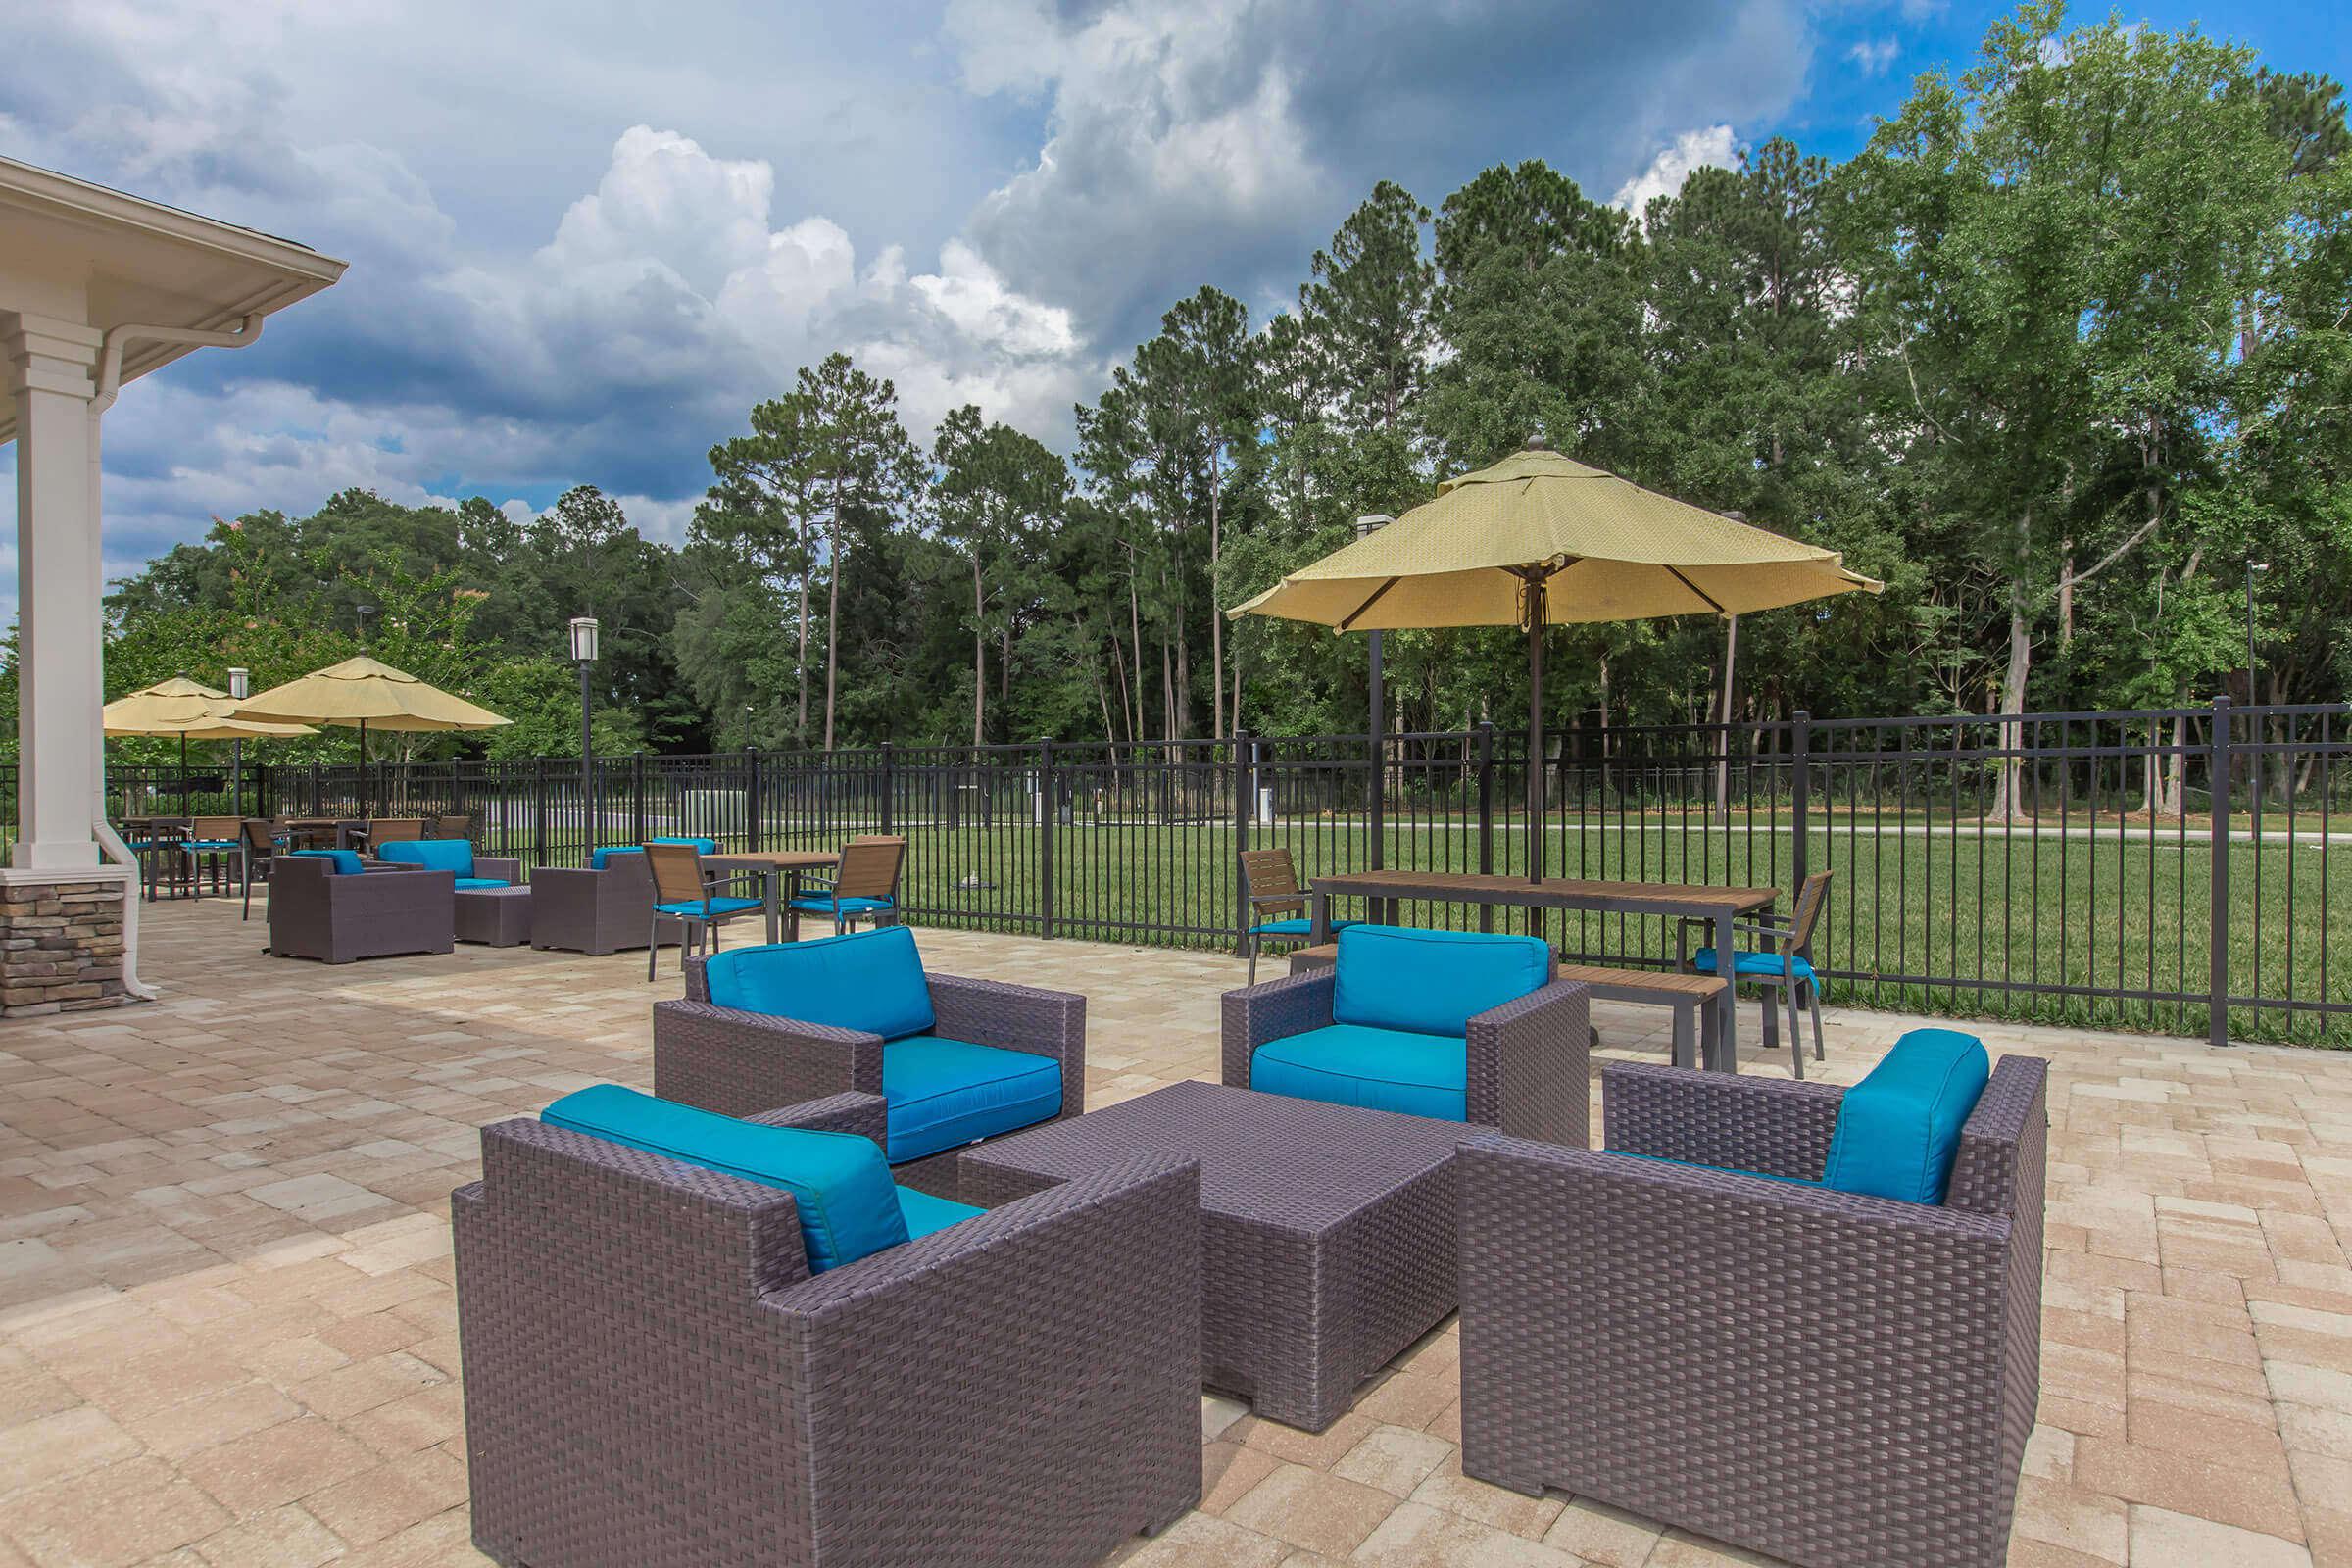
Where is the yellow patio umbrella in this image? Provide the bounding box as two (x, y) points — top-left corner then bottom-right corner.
(1230, 441), (1883, 881)
(231, 656), (511, 813)
(104, 676), (317, 796)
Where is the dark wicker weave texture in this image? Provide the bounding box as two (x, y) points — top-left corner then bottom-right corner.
(964, 1079), (1464, 1433)
(654, 963), (1086, 1199)
(1220, 967), (1592, 1149)
(528, 853), (680, 956)
(267, 858), (455, 963)
(455, 1113), (1201, 1568)
(1458, 1054), (2049, 1568)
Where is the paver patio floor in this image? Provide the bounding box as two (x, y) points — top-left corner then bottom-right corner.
(2, 896), (2350, 1566)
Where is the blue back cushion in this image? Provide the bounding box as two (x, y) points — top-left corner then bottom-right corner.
(1332, 925), (1550, 1037)
(542, 1085), (907, 1273)
(288, 849), (365, 875)
(587, 846), (638, 870)
(703, 925), (936, 1040)
(378, 839), (473, 875)
(1821, 1028), (1992, 1204)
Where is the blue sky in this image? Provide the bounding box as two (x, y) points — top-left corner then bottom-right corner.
(3, 0), (2346, 628)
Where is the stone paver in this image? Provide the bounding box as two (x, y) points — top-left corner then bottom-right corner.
(3, 895), (2351, 1565)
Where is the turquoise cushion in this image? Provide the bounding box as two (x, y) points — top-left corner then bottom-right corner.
(881, 1035), (1061, 1162)
(655, 895), (762, 916)
(587, 846), (640, 870)
(896, 1183), (984, 1240)
(541, 1085), (909, 1272)
(1332, 925), (1549, 1038)
(1249, 917), (1362, 938)
(789, 895), (896, 914)
(378, 839), (474, 875)
(1692, 948), (1818, 984)
(1820, 1028), (1991, 1204)
(1250, 1022), (1467, 1120)
(289, 849), (366, 875)
(702, 926), (937, 1039)
(455, 877), (511, 891)
(654, 836), (721, 854)
(181, 839), (240, 852)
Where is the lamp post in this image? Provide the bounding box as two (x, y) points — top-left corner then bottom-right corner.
(570, 616), (600, 844)
(1356, 514), (1394, 871)
(227, 667), (249, 817)
(2245, 562), (2269, 703)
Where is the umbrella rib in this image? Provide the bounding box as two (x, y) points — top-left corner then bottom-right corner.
(1663, 565), (1729, 616)
(1338, 576), (1402, 632)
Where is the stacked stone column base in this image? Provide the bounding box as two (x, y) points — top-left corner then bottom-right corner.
(1, 872), (130, 1016)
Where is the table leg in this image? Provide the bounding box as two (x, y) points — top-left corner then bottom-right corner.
(1309, 889), (1330, 945)
(783, 871), (801, 942)
(1709, 908), (1740, 1071)
(763, 869), (782, 945)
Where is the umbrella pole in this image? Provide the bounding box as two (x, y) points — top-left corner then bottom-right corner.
(1524, 574), (1546, 890)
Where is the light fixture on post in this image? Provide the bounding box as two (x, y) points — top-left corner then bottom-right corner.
(227, 667), (249, 817)
(570, 616), (600, 844)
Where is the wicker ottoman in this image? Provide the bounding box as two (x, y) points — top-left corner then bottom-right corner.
(962, 1079), (1463, 1432)
(454, 885), (532, 947)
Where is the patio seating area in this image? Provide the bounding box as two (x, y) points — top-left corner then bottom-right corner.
(1, 896), (2349, 1565)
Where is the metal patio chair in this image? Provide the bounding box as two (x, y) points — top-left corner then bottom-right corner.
(1678, 869), (1834, 1077)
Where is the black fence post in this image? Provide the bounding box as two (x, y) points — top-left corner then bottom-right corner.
(2209, 695), (2232, 1048)
(533, 757), (549, 870)
(1233, 728), (1251, 956)
(1790, 710), (1811, 897)
(1476, 721), (1495, 932)
(745, 746), (761, 852)
(1367, 724), (1385, 873)
(878, 743), (896, 836)
(1038, 740), (1055, 940)
(632, 752), (646, 845)
(309, 762), (321, 815)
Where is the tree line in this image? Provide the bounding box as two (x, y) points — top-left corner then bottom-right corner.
(29, 5), (2352, 768)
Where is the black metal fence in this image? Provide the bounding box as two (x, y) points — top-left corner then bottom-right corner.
(7, 697), (2345, 1045)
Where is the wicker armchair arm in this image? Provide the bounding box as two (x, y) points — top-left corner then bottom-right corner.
(1219, 969), (1337, 1087)
(476, 857), (521, 884)
(747, 1091), (891, 1146)
(1945, 1055), (2048, 1219)
(1466, 979), (1592, 1146)
(1599, 1060), (1843, 1180)
(651, 999), (886, 1116)
(927, 973), (1086, 1113)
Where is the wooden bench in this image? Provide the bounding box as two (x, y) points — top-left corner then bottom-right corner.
(1287, 943), (1339, 974)
(1554, 964), (1729, 1071)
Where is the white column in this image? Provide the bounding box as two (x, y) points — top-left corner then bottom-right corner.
(5, 313), (106, 869)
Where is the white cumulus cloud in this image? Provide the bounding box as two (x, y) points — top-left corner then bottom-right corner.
(1612, 124), (1740, 215)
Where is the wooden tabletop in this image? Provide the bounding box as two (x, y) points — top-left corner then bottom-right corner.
(1309, 868), (1778, 913)
(702, 851), (840, 870)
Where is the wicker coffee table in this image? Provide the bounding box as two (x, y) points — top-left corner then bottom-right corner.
(453, 885), (532, 947)
(961, 1079), (1464, 1432)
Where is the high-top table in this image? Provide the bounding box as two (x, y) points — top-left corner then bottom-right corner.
(700, 850), (840, 943)
(962, 1080), (1465, 1433)
(1305, 869), (1779, 1071)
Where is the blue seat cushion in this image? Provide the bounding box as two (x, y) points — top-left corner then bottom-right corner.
(542, 1084), (908, 1272)
(455, 877), (511, 891)
(1691, 948), (1818, 984)
(896, 1183), (984, 1240)
(1250, 1022), (1466, 1121)
(789, 894), (896, 914)
(288, 849), (366, 875)
(881, 1035), (1061, 1162)
(181, 839), (241, 852)
(655, 896), (763, 917)
(377, 839), (475, 875)
(1332, 924), (1549, 1038)
(1249, 917), (1361, 938)
(1820, 1028), (1991, 1204)
(702, 925), (937, 1039)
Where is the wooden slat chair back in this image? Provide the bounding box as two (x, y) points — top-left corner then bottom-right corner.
(641, 841), (757, 980)
(1239, 848), (1315, 983)
(643, 842), (710, 906)
(834, 836), (907, 902)
(431, 814), (473, 843)
(1786, 870), (1834, 955)
(368, 818), (427, 851)
(191, 816), (242, 843)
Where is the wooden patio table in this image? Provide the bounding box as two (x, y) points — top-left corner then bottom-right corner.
(701, 850), (840, 944)
(1306, 869), (1779, 1072)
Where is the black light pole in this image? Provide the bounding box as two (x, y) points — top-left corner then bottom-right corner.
(571, 616), (600, 842)
(1355, 514), (1393, 870)
(227, 667), (249, 817)
(2245, 562), (2269, 703)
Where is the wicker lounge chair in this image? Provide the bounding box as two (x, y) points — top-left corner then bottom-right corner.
(1222, 923), (1591, 1148)
(528, 843), (690, 956)
(455, 1088), (1201, 1568)
(1458, 1037), (2047, 1568)
(267, 853), (455, 962)
(653, 926), (1085, 1198)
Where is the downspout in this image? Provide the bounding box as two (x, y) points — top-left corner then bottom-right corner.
(85, 314), (267, 1001)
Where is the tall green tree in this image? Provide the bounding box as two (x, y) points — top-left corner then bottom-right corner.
(931, 406), (1070, 744)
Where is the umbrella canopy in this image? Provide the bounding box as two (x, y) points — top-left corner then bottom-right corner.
(1229, 445), (1878, 629)
(232, 656), (512, 732)
(1231, 443), (1884, 884)
(103, 676), (317, 741)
